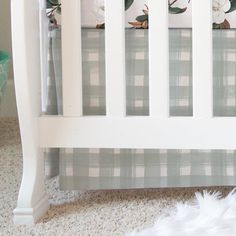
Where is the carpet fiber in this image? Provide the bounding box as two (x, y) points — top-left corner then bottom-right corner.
(0, 118), (234, 236)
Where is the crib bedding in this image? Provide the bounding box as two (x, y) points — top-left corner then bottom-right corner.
(44, 28), (236, 189)
(45, 28), (193, 116)
(59, 149), (236, 190)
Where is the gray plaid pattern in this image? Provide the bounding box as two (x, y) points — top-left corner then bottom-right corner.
(82, 30), (106, 115)
(80, 29), (193, 116)
(45, 28), (236, 188)
(59, 149), (236, 190)
(126, 30), (149, 115)
(45, 28), (194, 116)
(213, 30), (236, 116)
(44, 28), (60, 178)
(169, 29), (193, 116)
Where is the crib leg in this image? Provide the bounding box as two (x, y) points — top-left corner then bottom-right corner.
(11, 0), (50, 225)
(13, 149), (49, 225)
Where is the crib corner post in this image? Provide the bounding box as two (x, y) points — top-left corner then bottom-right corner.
(13, 150), (50, 225)
(11, 0), (50, 225)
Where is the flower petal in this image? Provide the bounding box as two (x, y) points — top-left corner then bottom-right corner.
(214, 11), (226, 24)
(222, 0), (231, 12)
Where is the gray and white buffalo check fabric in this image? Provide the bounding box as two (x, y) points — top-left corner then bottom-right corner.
(45, 28), (236, 189)
(59, 149), (236, 190)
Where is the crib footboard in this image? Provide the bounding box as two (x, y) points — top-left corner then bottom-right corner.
(12, 0), (235, 225)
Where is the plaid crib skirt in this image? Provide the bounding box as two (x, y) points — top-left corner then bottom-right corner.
(44, 28), (236, 189)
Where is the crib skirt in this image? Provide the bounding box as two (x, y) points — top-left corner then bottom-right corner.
(44, 28), (236, 189)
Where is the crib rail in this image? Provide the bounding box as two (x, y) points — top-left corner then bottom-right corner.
(40, 0), (227, 150)
(11, 0), (235, 225)
(39, 116), (236, 149)
(61, 0), (213, 118)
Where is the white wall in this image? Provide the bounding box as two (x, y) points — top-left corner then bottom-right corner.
(0, 0), (13, 79)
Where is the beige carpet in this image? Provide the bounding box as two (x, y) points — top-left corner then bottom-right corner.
(0, 118), (234, 236)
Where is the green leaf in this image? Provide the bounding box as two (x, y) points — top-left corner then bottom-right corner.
(125, 0), (134, 10)
(135, 14), (148, 22)
(213, 23), (221, 29)
(47, 1), (53, 8)
(169, 6), (187, 14)
(221, 19), (230, 29)
(213, 19), (230, 29)
(56, 6), (61, 14)
(226, 0), (236, 13)
(96, 23), (105, 29)
(47, 0), (59, 8)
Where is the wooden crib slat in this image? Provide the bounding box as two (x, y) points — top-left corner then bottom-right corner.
(149, 0), (169, 117)
(105, 0), (126, 117)
(61, 0), (83, 116)
(192, 0), (213, 118)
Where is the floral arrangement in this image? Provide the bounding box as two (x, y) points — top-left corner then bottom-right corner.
(93, 0), (191, 28)
(129, 0), (191, 29)
(46, 0), (236, 29)
(212, 0), (236, 29)
(129, 0), (236, 29)
(46, 0), (61, 25)
(46, 0), (134, 26)
(94, 0), (135, 28)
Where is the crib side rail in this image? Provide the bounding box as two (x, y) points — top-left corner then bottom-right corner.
(39, 116), (236, 150)
(60, 0), (213, 119)
(39, 0), (233, 151)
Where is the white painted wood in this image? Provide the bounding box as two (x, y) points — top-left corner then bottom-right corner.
(13, 195), (49, 225)
(61, 0), (83, 116)
(192, 0), (212, 118)
(11, 0), (49, 225)
(11, 0), (236, 225)
(105, 0), (126, 116)
(39, 0), (48, 113)
(39, 116), (236, 149)
(149, 0), (169, 117)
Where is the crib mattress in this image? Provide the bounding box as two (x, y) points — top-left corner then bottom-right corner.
(44, 28), (236, 189)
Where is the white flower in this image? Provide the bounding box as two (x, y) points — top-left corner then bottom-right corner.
(170, 0), (190, 9)
(93, 0), (105, 24)
(213, 0), (231, 24)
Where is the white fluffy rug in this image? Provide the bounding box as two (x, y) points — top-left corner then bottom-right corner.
(129, 189), (236, 236)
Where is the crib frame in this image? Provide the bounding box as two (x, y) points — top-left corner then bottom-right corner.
(11, 0), (233, 225)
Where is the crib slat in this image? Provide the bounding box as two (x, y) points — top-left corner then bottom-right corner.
(192, 0), (212, 118)
(105, 0), (126, 117)
(61, 0), (83, 116)
(149, 0), (169, 117)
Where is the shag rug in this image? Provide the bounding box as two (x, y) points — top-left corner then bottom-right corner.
(128, 189), (236, 236)
(0, 118), (235, 236)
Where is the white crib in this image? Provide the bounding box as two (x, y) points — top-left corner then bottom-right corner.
(11, 0), (235, 225)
